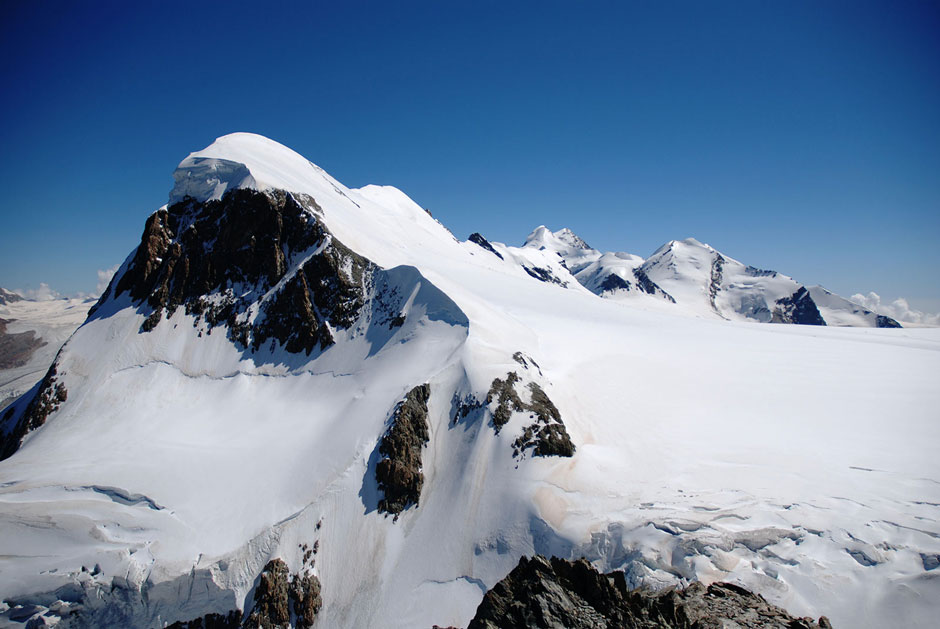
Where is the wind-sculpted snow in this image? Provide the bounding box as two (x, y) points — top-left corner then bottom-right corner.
(0, 133), (937, 629)
(169, 156), (256, 205)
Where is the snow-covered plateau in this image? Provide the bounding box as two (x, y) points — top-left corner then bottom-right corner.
(1, 133), (937, 628)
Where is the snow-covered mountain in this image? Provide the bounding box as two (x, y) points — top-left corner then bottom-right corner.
(0, 133), (937, 628)
(0, 288), (24, 306)
(508, 226), (901, 327)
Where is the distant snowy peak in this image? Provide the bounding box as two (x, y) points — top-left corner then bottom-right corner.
(554, 228), (592, 250)
(508, 229), (901, 328)
(638, 238), (903, 326)
(517, 227), (673, 304)
(523, 225), (594, 254)
(0, 288), (23, 305)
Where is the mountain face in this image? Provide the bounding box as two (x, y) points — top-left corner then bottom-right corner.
(0, 134), (937, 629)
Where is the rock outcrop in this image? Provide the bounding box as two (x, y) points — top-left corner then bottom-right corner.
(376, 384), (432, 516)
(875, 314), (902, 329)
(468, 233), (504, 260)
(0, 288), (23, 305)
(111, 188), (372, 355)
(772, 287), (826, 326)
(486, 370), (575, 459)
(468, 555), (832, 629)
(243, 558), (321, 629)
(0, 363), (67, 461)
(522, 265), (569, 287)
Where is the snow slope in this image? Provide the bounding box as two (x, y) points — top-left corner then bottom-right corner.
(808, 285), (901, 328)
(0, 133), (937, 628)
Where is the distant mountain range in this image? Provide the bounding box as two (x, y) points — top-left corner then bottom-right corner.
(470, 226), (900, 328)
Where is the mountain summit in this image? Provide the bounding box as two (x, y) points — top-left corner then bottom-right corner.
(0, 134), (936, 629)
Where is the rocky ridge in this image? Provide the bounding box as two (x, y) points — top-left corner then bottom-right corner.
(376, 383), (432, 516)
(468, 555), (833, 629)
(108, 188), (372, 354)
(485, 354), (575, 459)
(0, 363), (67, 461)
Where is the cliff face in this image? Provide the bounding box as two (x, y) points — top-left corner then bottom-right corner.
(111, 188), (372, 354)
(469, 555), (833, 629)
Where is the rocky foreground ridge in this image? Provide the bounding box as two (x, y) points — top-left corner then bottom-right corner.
(467, 555), (833, 629)
(152, 554), (835, 629)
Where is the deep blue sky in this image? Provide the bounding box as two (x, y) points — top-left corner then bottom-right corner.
(1, 1), (938, 311)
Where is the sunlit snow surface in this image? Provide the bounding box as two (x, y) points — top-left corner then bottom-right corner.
(1, 134), (938, 628)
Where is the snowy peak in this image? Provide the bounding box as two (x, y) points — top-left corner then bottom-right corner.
(523, 226), (594, 254)
(523, 225), (557, 249)
(169, 132), (349, 206)
(554, 228), (592, 250)
(0, 288), (23, 305)
(646, 237), (716, 263)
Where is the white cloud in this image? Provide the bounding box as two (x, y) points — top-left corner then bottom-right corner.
(14, 283), (61, 302)
(850, 292), (940, 326)
(95, 264), (120, 296)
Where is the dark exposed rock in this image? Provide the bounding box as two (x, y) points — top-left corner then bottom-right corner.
(0, 317), (46, 369)
(921, 553), (940, 571)
(523, 266), (568, 287)
(0, 288), (24, 305)
(170, 559), (320, 629)
(525, 382), (561, 424)
(289, 573), (322, 628)
(512, 351), (541, 374)
(113, 188), (373, 355)
(376, 384), (432, 515)
(745, 266), (778, 278)
(875, 314), (902, 328)
(512, 382), (575, 458)
(469, 233), (504, 260)
(244, 559), (291, 629)
(0, 363), (67, 461)
(487, 372), (574, 458)
(631, 268), (676, 303)
(708, 254), (725, 313)
(486, 372), (525, 432)
(772, 287), (826, 326)
(512, 421), (576, 458)
(468, 555), (833, 629)
(167, 610), (242, 628)
(452, 393), (485, 425)
(598, 273), (633, 294)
